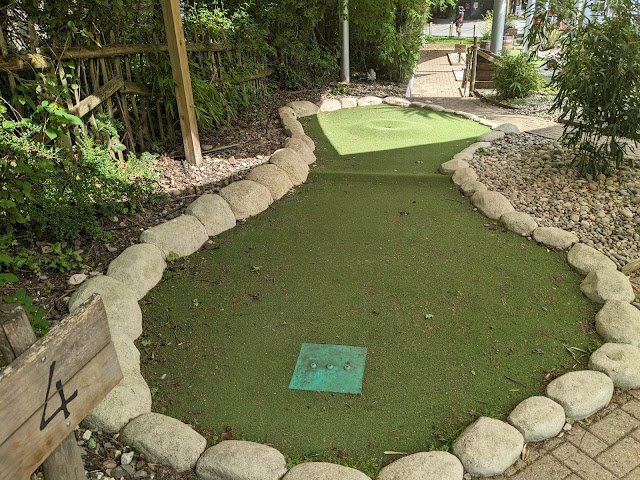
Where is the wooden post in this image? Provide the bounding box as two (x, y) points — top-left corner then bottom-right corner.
(470, 36), (478, 96)
(449, 23), (453, 37)
(0, 305), (86, 480)
(161, 0), (202, 166)
(429, 22), (432, 36)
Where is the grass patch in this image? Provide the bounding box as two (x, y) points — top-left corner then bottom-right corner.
(423, 36), (474, 45)
(140, 106), (599, 474)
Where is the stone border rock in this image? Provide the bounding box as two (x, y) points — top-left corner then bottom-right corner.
(67, 96), (640, 479)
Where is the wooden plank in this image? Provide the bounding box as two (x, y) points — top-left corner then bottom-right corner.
(0, 53), (51, 72)
(0, 43), (231, 72)
(0, 305), (37, 362)
(161, 0), (202, 166)
(0, 343), (121, 480)
(0, 296), (112, 442)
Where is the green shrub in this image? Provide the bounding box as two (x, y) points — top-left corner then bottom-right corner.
(526, 0), (640, 175)
(493, 53), (543, 99)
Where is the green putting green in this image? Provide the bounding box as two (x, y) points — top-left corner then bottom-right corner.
(140, 105), (598, 472)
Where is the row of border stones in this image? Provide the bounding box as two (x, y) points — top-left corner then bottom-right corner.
(439, 117), (640, 478)
(64, 95), (635, 479)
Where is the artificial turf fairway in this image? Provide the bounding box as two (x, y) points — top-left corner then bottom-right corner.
(140, 106), (599, 469)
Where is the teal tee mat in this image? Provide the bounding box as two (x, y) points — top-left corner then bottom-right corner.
(289, 343), (368, 394)
(140, 105), (599, 468)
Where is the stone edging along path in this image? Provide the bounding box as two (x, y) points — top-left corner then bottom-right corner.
(67, 96), (640, 479)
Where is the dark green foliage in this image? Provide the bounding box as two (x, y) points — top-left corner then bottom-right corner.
(493, 53), (543, 100)
(525, 0), (640, 175)
(552, 5), (640, 175)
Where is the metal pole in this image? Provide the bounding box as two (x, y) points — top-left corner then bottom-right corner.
(490, 0), (507, 54)
(340, 0), (350, 83)
(523, 0), (536, 52)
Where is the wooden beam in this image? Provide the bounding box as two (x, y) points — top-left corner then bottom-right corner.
(69, 76), (124, 118)
(0, 43), (232, 72)
(161, 0), (202, 166)
(0, 53), (51, 72)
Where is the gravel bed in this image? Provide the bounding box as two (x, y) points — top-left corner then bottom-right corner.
(468, 133), (640, 269)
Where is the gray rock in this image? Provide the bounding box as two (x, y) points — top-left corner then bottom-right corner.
(196, 440), (287, 480)
(339, 97), (358, 109)
(477, 130), (506, 142)
(111, 332), (141, 376)
(507, 396), (566, 442)
(452, 167), (478, 187)
(471, 190), (516, 220)
(122, 413), (206, 473)
(580, 268), (635, 304)
(410, 101), (428, 108)
(106, 244), (166, 300)
(69, 276), (142, 340)
(83, 371), (151, 432)
(532, 227), (579, 250)
(494, 123), (521, 135)
(588, 343), (640, 390)
(245, 164), (294, 201)
(284, 137), (316, 165)
(451, 417), (524, 477)
(357, 96), (383, 107)
(451, 150), (475, 162)
(278, 106), (296, 119)
(596, 301), (640, 346)
(287, 101), (319, 117)
(185, 194), (236, 238)
(270, 148), (309, 185)
(424, 104), (446, 112)
(622, 258), (640, 275)
(499, 212), (538, 236)
(283, 462), (370, 480)
(68, 273), (87, 286)
(219, 180), (273, 221)
(140, 215), (208, 258)
(568, 243), (618, 275)
(479, 119), (498, 128)
(439, 158), (470, 175)
(467, 141), (492, 151)
(460, 180), (487, 197)
(383, 96), (411, 107)
(281, 117), (305, 136)
(546, 370), (614, 420)
(378, 451), (463, 480)
(290, 133), (315, 152)
(317, 98), (342, 112)
(454, 111), (479, 121)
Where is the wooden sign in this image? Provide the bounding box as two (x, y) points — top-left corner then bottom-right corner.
(454, 43), (467, 53)
(0, 295), (122, 480)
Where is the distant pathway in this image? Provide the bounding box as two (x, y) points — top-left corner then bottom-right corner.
(413, 43), (640, 480)
(412, 44), (564, 139)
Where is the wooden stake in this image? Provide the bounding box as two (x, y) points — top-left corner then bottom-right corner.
(0, 305), (86, 480)
(160, 0), (202, 166)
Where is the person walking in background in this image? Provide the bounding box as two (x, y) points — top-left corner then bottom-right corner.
(455, 7), (465, 37)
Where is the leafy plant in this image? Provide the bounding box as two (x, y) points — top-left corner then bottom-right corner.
(2, 288), (49, 335)
(525, 0), (640, 175)
(493, 53), (543, 100)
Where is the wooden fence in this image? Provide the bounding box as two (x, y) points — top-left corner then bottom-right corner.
(0, 40), (273, 153)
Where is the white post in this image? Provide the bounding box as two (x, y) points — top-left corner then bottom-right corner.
(340, 0), (350, 83)
(490, 0), (507, 54)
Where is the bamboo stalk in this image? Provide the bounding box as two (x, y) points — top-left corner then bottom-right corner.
(125, 56), (144, 151)
(0, 26), (21, 116)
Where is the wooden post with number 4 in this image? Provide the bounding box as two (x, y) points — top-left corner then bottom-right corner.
(0, 295), (122, 480)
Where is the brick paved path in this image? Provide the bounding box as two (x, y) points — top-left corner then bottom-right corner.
(412, 44), (640, 480)
(412, 45), (564, 139)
